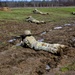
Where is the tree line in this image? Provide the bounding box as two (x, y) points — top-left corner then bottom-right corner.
(0, 0), (75, 7)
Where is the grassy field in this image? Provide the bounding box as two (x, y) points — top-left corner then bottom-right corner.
(0, 7), (75, 24)
(0, 7), (75, 75)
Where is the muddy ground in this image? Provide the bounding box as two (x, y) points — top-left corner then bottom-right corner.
(0, 20), (75, 75)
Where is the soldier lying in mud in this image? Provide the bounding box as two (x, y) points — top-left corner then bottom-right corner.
(33, 9), (49, 15)
(25, 16), (46, 24)
(10, 30), (67, 55)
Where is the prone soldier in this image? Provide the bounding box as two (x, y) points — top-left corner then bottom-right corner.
(25, 16), (46, 24)
(20, 30), (67, 55)
(33, 9), (49, 15)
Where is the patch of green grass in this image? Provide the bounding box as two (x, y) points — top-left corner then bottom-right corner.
(68, 61), (75, 71)
(60, 67), (68, 72)
(0, 7), (75, 23)
(60, 61), (75, 72)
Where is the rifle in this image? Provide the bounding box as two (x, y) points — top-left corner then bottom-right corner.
(8, 35), (25, 43)
(8, 30), (51, 44)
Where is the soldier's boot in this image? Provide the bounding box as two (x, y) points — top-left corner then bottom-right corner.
(47, 13), (49, 15)
(36, 22), (40, 24)
(57, 48), (63, 56)
(57, 45), (67, 56)
(43, 21), (46, 24)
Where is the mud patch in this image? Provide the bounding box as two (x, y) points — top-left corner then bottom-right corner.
(0, 20), (75, 75)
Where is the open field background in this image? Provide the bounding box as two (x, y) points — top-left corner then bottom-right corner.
(0, 7), (75, 22)
(0, 7), (75, 75)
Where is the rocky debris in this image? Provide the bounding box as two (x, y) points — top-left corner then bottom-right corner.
(64, 24), (71, 26)
(40, 31), (47, 36)
(45, 64), (51, 71)
(38, 39), (44, 42)
(8, 39), (16, 43)
(54, 26), (62, 30)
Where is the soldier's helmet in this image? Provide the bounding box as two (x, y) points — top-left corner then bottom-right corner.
(35, 9), (38, 11)
(29, 16), (33, 19)
(27, 16), (32, 19)
(24, 30), (32, 35)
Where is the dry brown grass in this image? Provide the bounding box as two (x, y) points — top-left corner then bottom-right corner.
(0, 7), (11, 11)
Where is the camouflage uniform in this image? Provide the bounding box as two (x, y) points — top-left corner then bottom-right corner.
(72, 12), (75, 15)
(21, 30), (66, 54)
(26, 16), (46, 24)
(33, 9), (49, 15)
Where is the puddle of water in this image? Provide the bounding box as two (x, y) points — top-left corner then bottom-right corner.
(16, 43), (21, 46)
(72, 38), (75, 41)
(8, 39), (16, 43)
(45, 64), (51, 71)
(38, 39), (44, 42)
(54, 26), (62, 30)
(40, 30), (52, 36)
(64, 24), (71, 26)
(40, 31), (46, 36)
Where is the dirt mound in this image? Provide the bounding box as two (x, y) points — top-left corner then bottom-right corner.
(0, 7), (11, 11)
